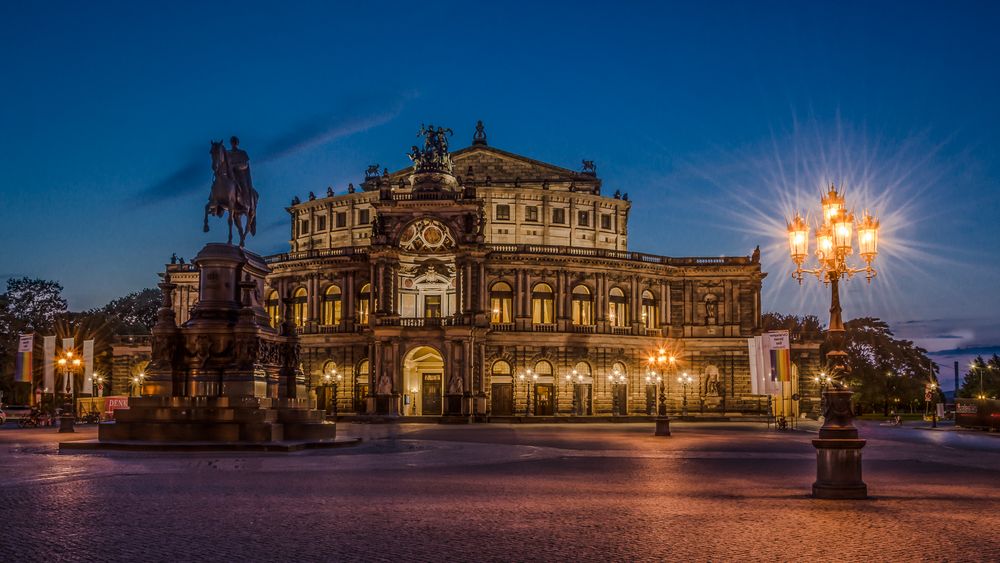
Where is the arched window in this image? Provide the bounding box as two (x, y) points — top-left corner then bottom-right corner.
(492, 360), (512, 377)
(292, 288), (308, 327)
(265, 290), (281, 328)
(641, 290), (658, 329)
(356, 359), (370, 383)
(534, 360), (553, 377)
(322, 285), (342, 326)
(322, 360), (338, 377)
(609, 287), (628, 327)
(531, 283), (554, 324)
(358, 284), (371, 324)
(490, 282), (513, 324)
(574, 361), (593, 381)
(571, 285), (593, 326)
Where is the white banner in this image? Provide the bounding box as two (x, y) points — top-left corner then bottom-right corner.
(748, 337), (760, 395)
(43, 335), (56, 392)
(83, 339), (95, 386)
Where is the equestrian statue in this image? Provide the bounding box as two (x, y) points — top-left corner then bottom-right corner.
(204, 136), (258, 247)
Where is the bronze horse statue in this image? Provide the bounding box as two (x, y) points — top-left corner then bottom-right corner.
(204, 140), (257, 247)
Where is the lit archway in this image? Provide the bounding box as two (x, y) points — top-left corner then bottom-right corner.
(403, 346), (444, 416)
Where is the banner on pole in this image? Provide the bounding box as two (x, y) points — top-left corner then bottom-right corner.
(43, 335), (56, 392)
(83, 339), (95, 389)
(766, 330), (792, 383)
(15, 334), (33, 383)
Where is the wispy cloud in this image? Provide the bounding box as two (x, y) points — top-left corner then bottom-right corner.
(131, 91), (414, 206)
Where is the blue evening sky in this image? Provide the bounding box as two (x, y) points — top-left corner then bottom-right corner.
(1, 1), (998, 385)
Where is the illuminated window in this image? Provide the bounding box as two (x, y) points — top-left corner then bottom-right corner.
(531, 283), (554, 324)
(492, 360), (511, 378)
(424, 295), (442, 318)
(292, 288), (308, 327)
(265, 290), (280, 328)
(534, 361), (552, 377)
(571, 285), (593, 325)
(490, 282), (513, 323)
(609, 287), (628, 327)
(322, 285), (342, 325)
(358, 284), (371, 324)
(641, 290), (658, 329)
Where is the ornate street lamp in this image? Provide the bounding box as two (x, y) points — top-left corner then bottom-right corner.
(409, 386), (419, 416)
(787, 184), (880, 499)
(56, 350), (82, 433)
(648, 350), (676, 436)
(814, 371), (831, 413)
(677, 372), (694, 417)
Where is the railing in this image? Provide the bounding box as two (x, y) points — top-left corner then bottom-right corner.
(265, 243), (750, 267)
(571, 324), (596, 334)
(376, 316), (468, 327)
(390, 191), (465, 201)
(611, 326), (632, 335)
(266, 246), (369, 263)
(485, 244), (751, 266)
(641, 327), (663, 337)
(491, 322), (515, 332)
(533, 323), (557, 332)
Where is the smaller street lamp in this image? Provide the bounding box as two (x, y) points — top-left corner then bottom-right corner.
(814, 371), (831, 414)
(409, 386), (418, 416)
(519, 369), (532, 416)
(678, 372), (694, 417)
(56, 350), (82, 433)
(93, 373), (105, 398)
(609, 367), (627, 415)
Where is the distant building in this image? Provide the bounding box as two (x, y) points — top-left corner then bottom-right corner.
(156, 123), (821, 418)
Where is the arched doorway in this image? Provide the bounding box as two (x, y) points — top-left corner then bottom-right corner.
(403, 346), (444, 416)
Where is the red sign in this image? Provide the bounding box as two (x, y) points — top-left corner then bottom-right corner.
(104, 396), (130, 416)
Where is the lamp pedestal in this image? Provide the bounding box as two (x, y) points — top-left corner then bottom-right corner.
(654, 386), (670, 436)
(812, 389), (867, 499)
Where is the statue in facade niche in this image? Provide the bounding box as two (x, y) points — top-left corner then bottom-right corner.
(204, 136), (258, 247)
(448, 372), (463, 395)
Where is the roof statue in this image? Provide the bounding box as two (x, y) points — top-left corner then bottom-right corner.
(203, 136), (258, 247)
(472, 120), (488, 146)
(581, 159), (597, 176)
(409, 124), (454, 174)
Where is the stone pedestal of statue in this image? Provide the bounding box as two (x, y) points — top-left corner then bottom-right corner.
(812, 389), (867, 499)
(99, 243), (335, 445)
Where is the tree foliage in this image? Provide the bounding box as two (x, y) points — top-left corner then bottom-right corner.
(87, 288), (160, 335)
(762, 312), (939, 414)
(960, 354), (1000, 399)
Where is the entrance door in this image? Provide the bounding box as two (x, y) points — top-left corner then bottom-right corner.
(534, 384), (554, 415)
(574, 384), (592, 415)
(645, 384), (657, 415)
(354, 384), (369, 413)
(491, 383), (513, 415)
(422, 373), (442, 415)
(613, 384), (628, 415)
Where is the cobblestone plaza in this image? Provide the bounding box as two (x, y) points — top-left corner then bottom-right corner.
(3, 422), (998, 562)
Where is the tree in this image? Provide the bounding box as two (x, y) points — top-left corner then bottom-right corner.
(89, 288), (160, 335)
(960, 355), (1000, 399)
(762, 312), (938, 415)
(761, 312), (824, 339)
(0, 278), (69, 400)
(839, 318), (937, 415)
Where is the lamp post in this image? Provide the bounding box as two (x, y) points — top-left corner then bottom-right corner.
(519, 369), (532, 416)
(409, 386), (418, 416)
(56, 350), (82, 433)
(565, 370), (577, 416)
(609, 367), (626, 416)
(787, 184), (880, 499)
(648, 350), (675, 436)
(677, 372), (694, 417)
(814, 371), (831, 416)
(94, 373), (105, 398)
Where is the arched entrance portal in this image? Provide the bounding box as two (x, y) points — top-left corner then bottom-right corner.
(403, 346), (444, 416)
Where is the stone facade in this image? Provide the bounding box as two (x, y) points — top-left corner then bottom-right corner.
(156, 124), (822, 418)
